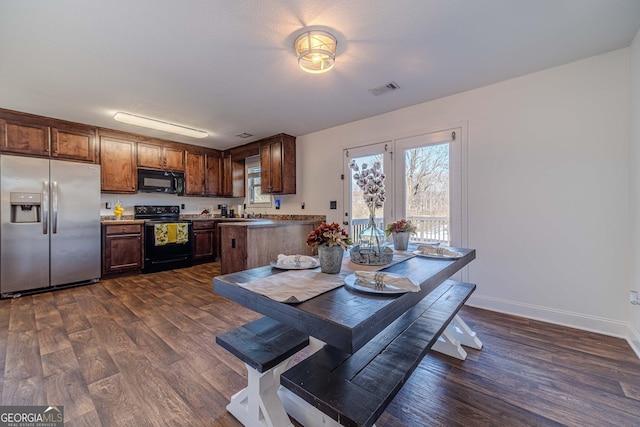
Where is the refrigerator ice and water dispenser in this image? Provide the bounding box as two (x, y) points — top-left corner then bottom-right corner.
(10, 192), (41, 223)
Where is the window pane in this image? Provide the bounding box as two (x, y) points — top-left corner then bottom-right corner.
(405, 143), (449, 244)
(348, 153), (385, 239)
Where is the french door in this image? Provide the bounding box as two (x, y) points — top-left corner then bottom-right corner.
(343, 126), (466, 248)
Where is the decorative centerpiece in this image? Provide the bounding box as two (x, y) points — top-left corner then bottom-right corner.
(306, 222), (352, 274)
(385, 218), (417, 251)
(348, 160), (393, 265)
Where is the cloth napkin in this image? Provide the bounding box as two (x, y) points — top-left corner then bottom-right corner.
(416, 245), (461, 258)
(276, 254), (317, 268)
(354, 271), (420, 292)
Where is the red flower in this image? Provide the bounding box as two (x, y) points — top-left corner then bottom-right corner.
(306, 222), (352, 249)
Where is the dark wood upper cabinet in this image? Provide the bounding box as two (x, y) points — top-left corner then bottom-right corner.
(222, 153), (245, 198)
(0, 118), (50, 157)
(0, 108), (102, 163)
(260, 134), (295, 194)
(185, 151), (206, 196)
(51, 124), (97, 163)
(100, 135), (137, 193)
(137, 142), (185, 172)
(205, 151), (222, 197)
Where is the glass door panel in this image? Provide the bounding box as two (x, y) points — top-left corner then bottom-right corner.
(343, 142), (391, 243)
(394, 128), (463, 247)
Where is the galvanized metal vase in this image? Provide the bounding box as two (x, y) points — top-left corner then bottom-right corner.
(392, 231), (410, 251)
(318, 245), (344, 274)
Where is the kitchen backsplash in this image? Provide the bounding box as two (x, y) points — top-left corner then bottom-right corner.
(100, 193), (325, 221)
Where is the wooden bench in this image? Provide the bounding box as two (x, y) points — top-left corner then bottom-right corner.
(279, 280), (480, 427)
(216, 316), (309, 427)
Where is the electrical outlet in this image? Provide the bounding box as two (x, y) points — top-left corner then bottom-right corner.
(630, 291), (640, 305)
(180, 203), (185, 209)
(301, 202), (305, 210)
(105, 202), (112, 209)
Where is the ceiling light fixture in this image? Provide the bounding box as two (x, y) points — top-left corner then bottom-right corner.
(294, 30), (337, 74)
(113, 112), (208, 138)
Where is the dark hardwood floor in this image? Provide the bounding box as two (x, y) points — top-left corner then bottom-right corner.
(0, 263), (638, 426)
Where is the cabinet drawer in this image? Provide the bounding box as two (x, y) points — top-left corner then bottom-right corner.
(193, 220), (216, 230)
(105, 224), (142, 235)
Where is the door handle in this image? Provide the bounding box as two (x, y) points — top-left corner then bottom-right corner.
(42, 180), (49, 234)
(52, 181), (58, 234)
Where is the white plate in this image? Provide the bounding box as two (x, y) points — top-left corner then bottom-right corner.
(412, 248), (462, 259)
(344, 273), (410, 295)
(270, 259), (320, 270)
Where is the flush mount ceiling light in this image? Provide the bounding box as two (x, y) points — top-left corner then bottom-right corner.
(294, 30), (337, 74)
(113, 112), (208, 138)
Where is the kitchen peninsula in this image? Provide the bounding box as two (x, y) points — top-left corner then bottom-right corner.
(218, 218), (323, 274)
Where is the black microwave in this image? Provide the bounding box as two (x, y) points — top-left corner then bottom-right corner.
(138, 169), (185, 195)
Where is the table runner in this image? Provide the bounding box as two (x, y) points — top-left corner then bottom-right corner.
(237, 250), (415, 303)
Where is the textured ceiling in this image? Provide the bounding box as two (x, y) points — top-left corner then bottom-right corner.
(1, 0), (639, 149)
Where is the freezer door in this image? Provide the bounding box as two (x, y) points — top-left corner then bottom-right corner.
(50, 160), (101, 286)
(0, 155), (51, 294)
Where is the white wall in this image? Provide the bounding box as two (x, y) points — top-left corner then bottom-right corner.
(629, 28), (640, 355)
(297, 49), (631, 337)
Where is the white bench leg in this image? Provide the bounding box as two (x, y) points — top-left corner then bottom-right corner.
(432, 314), (483, 360)
(227, 359), (295, 427)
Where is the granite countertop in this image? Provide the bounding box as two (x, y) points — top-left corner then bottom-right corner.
(101, 219), (145, 225)
(101, 214), (325, 223)
(217, 219), (322, 228)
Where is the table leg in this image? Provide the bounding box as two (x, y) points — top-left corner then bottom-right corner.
(226, 337), (328, 427)
(431, 314), (483, 360)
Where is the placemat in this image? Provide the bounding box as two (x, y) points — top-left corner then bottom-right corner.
(237, 250), (415, 303)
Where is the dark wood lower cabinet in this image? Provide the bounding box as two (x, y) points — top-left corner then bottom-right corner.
(192, 220), (216, 262)
(102, 223), (144, 275)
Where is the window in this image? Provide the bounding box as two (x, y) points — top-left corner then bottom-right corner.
(246, 155), (271, 207)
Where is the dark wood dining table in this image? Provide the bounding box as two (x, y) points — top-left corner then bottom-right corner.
(213, 246), (476, 427)
(213, 246), (475, 354)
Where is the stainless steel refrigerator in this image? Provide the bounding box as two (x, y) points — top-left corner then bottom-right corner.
(0, 155), (101, 296)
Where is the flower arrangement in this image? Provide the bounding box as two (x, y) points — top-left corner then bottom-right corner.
(349, 160), (386, 216)
(385, 218), (417, 236)
(306, 222), (352, 250)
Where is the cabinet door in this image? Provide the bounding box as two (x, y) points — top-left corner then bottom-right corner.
(0, 119), (50, 156)
(222, 155), (233, 197)
(220, 226), (247, 274)
(100, 136), (137, 193)
(260, 135), (295, 194)
(103, 233), (143, 274)
(185, 151), (205, 195)
(205, 154), (222, 196)
(193, 229), (215, 260)
(137, 142), (164, 169)
(163, 147), (185, 171)
(51, 125), (97, 163)
(261, 141), (282, 193)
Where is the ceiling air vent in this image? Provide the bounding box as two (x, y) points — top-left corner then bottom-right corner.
(236, 132), (253, 138)
(368, 81), (400, 96)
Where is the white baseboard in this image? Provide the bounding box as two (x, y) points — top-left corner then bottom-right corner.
(466, 294), (630, 339)
(628, 323), (640, 359)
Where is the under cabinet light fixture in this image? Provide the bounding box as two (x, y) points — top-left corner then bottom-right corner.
(113, 112), (208, 138)
(294, 30), (337, 74)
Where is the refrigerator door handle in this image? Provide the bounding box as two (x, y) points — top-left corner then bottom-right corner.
(42, 180), (49, 234)
(52, 181), (58, 234)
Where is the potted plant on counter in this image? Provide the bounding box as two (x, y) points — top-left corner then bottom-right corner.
(306, 222), (352, 274)
(385, 219), (417, 251)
